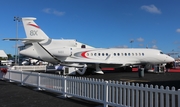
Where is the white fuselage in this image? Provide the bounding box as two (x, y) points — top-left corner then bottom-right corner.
(19, 42), (174, 68)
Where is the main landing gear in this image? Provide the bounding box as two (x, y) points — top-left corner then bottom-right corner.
(93, 64), (104, 74)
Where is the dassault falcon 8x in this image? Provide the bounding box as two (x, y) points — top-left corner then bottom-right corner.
(3, 17), (174, 75)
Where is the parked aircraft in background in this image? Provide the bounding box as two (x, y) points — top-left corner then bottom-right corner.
(3, 17), (175, 75)
(0, 60), (14, 66)
(0, 50), (12, 66)
(21, 58), (48, 65)
(0, 50), (8, 58)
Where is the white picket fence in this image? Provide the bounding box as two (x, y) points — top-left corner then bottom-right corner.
(2, 70), (180, 107)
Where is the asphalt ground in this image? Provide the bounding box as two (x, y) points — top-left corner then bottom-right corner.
(0, 79), (102, 107)
(0, 71), (180, 107)
(83, 71), (180, 90)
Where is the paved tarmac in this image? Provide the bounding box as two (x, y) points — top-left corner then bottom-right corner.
(0, 71), (180, 107)
(0, 80), (101, 107)
(83, 71), (180, 89)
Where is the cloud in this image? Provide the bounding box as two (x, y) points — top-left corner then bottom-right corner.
(116, 45), (128, 48)
(151, 40), (157, 44)
(176, 28), (180, 33)
(152, 45), (158, 49)
(136, 37), (144, 42)
(42, 8), (51, 14)
(174, 41), (180, 44)
(139, 44), (144, 47)
(141, 5), (161, 14)
(42, 8), (65, 16)
(53, 10), (65, 16)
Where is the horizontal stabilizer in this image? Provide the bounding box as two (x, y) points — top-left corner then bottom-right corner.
(3, 38), (44, 42)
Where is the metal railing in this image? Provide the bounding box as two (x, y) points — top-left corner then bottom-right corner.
(9, 65), (47, 71)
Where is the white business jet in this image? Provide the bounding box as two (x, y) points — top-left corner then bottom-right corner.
(3, 17), (174, 75)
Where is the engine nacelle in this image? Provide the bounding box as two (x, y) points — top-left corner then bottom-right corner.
(50, 48), (71, 57)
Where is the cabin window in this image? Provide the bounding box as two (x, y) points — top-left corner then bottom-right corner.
(87, 53), (89, 56)
(106, 53), (108, 56)
(125, 53), (127, 56)
(102, 53), (104, 56)
(142, 53), (144, 56)
(128, 53), (130, 56)
(136, 53), (138, 56)
(117, 53), (120, 56)
(114, 53), (116, 56)
(94, 53), (96, 56)
(139, 53), (141, 56)
(132, 53), (134, 56)
(98, 53), (101, 56)
(121, 53), (123, 56)
(91, 53), (93, 56)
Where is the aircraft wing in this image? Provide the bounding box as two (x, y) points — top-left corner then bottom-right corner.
(3, 38), (44, 42)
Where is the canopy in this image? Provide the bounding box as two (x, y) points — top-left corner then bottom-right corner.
(0, 50), (7, 58)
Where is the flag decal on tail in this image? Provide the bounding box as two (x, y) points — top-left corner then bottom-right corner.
(28, 24), (40, 28)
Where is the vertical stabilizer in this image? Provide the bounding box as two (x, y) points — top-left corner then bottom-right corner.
(22, 17), (49, 39)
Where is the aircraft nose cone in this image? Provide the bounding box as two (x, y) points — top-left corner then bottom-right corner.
(167, 56), (175, 62)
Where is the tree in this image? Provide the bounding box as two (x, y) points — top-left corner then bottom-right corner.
(7, 54), (13, 60)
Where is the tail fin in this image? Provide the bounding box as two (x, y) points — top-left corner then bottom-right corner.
(22, 17), (49, 39)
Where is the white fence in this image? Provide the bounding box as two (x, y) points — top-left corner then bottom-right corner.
(2, 70), (180, 107)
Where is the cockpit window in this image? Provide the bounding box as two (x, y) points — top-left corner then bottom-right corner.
(160, 52), (163, 54)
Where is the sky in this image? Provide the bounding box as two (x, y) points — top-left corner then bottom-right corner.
(1, 0), (180, 57)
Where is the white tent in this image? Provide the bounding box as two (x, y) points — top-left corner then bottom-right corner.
(0, 50), (7, 58)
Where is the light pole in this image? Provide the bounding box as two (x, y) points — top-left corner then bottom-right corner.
(130, 40), (134, 48)
(14, 16), (21, 65)
(172, 49), (175, 58)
